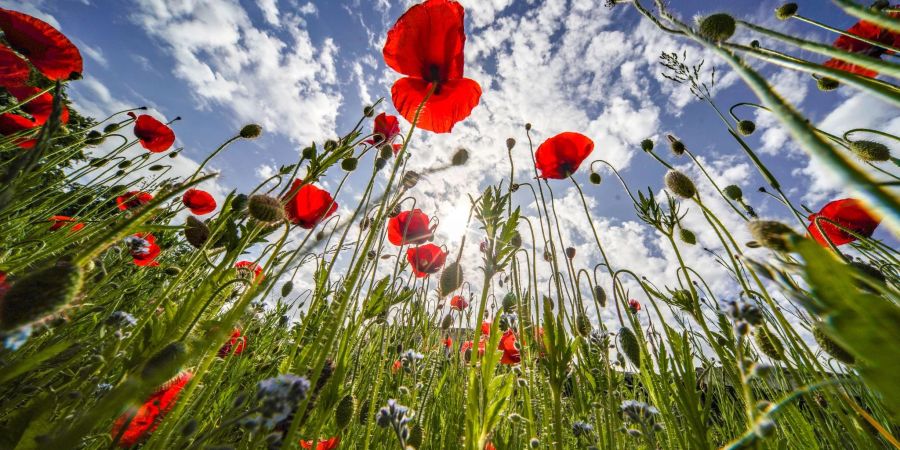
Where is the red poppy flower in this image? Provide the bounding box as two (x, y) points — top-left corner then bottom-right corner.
(366, 112), (401, 148)
(628, 299), (641, 313)
(822, 11), (900, 78)
(217, 328), (247, 357)
(301, 437), (340, 450)
(449, 295), (468, 310)
(127, 112), (175, 153)
(6, 85), (69, 125)
(460, 339), (486, 356)
(0, 112), (37, 148)
(392, 359), (402, 374)
(0, 9), (82, 81)
(111, 371), (192, 447)
(235, 261), (264, 282)
(406, 244), (447, 278)
(485, 443), (496, 450)
(182, 189), (216, 215)
(0, 45), (29, 87)
(129, 233), (161, 267)
(387, 209), (433, 246)
(283, 179), (338, 229)
(807, 198), (881, 247)
(498, 330), (520, 365)
(116, 191), (153, 211)
(49, 215), (84, 232)
(481, 321), (491, 336)
(534, 132), (594, 179)
(383, 0), (482, 133)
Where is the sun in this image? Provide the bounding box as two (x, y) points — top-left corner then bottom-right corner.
(436, 201), (472, 247)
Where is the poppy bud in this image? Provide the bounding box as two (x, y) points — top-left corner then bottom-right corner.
(452, 148), (469, 166)
(589, 172), (602, 184)
(502, 292), (517, 312)
(239, 124), (262, 139)
(248, 195), (284, 223)
(389, 205), (401, 218)
(816, 77), (839, 91)
(576, 314), (591, 337)
(813, 325), (854, 364)
(750, 40), (760, 48)
(593, 285), (607, 307)
(755, 326), (785, 360)
(747, 220), (797, 252)
(164, 267), (182, 276)
(849, 140), (890, 162)
(169, 151), (179, 158)
(336, 394), (355, 429)
(737, 120), (756, 136)
(543, 249), (552, 262)
(115, 169), (126, 177)
(441, 313), (453, 330)
(89, 157), (108, 167)
(339, 157), (358, 173)
(510, 231), (522, 248)
(378, 146), (393, 160)
(374, 157), (387, 171)
(438, 261), (463, 297)
(358, 399), (370, 425)
(85, 130), (104, 145)
(367, 250), (376, 259)
(103, 123), (119, 134)
(141, 341), (187, 385)
(316, 231), (325, 241)
(506, 138), (516, 150)
(775, 3), (798, 20)
(232, 194), (249, 213)
(184, 216), (211, 249)
(0, 261), (84, 331)
(664, 170), (697, 199)
(525, 123), (532, 131)
(669, 139), (685, 156)
(402, 171), (420, 189)
(699, 13), (736, 42)
(565, 247), (576, 259)
(618, 327), (641, 369)
(723, 184), (743, 201)
(510, 183), (520, 192)
(679, 228), (696, 245)
(302, 146), (316, 159)
(363, 105), (375, 117)
(118, 160), (132, 169)
(281, 281), (294, 297)
(640, 139), (654, 152)
(324, 140), (338, 151)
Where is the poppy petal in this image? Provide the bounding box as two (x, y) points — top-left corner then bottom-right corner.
(391, 77), (481, 133)
(283, 180), (339, 229)
(0, 9), (83, 81)
(387, 209), (433, 246)
(6, 86), (69, 125)
(182, 189), (217, 215)
(128, 112), (176, 153)
(0, 112), (37, 148)
(807, 198), (880, 247)
(534, 132), (595, 179)
(382, 0), (465, 81)
(0, 45), (29, 87)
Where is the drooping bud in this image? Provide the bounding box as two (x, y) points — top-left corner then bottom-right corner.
(363, 105), (375, 117)
(593, 285), (607, 308)
(849, 140), (890, 162)
(335, 394), (355, 430)
(816, 77), (839, 91)
(618, 327), (641, 369)
(813, 325), (855, 365)
(452, 148), (470, 166)
(85, 130), (104, 146)
(0, 261), (84, 331)
(510, 231), (522, 248)
(302, 146), (316, 160)
(525, 123), (532, 131)
(438, 261), (463, 297)
(699, 13), (736, 42)
(379, 145), (393, 160)
(748, 220), (797, 252)
(184, 216), (211, 248)
(664, 170), (697, 199)
(281, 281), (294, 297)
(679, 228), (697, 245)
(506, 138), (516, 150)
(737, 120), (756, 136)
(164, 266), (182, 276)
(723, 184), (743, 201)
(341, 157), (358, 172)
(565, 247), (576, 259)
(441, 313), (453, 330)
(641, 139), (654, 152)
(239, 124), (262, 139)
(775, 3), (798, 20)
(374, 158), (387, 171)
(232, 194), (249, 213)
(589, 172), (602, 184)
(248, 195), (285, 223)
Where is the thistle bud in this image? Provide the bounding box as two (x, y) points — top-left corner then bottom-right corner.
(699, 13), (736, 42)
(618, 327), (641, 369)
(664, 170), (697, 199)
(438, 262), (463, 297)
(239, 124), (262, 139)
(775, 3), (798, 20)
(679, 228), (697, 245)
(641, 139), (654, 152)
(737, 120), (756, 136)
(816, 77), (839, 91)
(341, 157), (358, 172)
(589, 172), (602, 184)
(747, 220), (797, 252)
(452, 148), (470, 166)
(336, 394), (355, 429)
(0, 261), (84, 331)
(849, 140), (890, 162)
(184, 216), (211, 248)
(248, 195), (284, 223)
(723, 184), (743, 201)
(813, 325), (855, 364)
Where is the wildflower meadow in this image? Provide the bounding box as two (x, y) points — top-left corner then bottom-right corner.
(0, 1), (899, 449)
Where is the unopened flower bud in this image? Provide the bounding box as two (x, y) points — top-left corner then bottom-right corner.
(248, 195), (284, 223)
(817, 77), (839, 91)
(849, 140), (890, 162)
(748, 220), (797, 252)
(664, 170), (697, 198)
(679, 228), (697, 245)
(240, 124), (262, 139)
(775, 3), (798, 20)
(699, 13), (736, 41)
(506, 138), (516, 150)
(363, 105), (375, 117)
(341, 157), (358, 172)
(737, 120), (756, 136)
(452, 148), (470, 166)
(589, 172), (601, 184)
(723, 185), (743, 201)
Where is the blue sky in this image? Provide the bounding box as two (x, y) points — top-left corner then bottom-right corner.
(8, 0), (898, 328)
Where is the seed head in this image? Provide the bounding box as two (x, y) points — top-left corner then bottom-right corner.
(813, 324), (855, 364)
(755, 326), (785, 360)
(565, 247), (576, 259)
(506, 138), (516, 150)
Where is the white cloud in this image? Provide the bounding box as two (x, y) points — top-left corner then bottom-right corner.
(256, 0), (280, 26)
